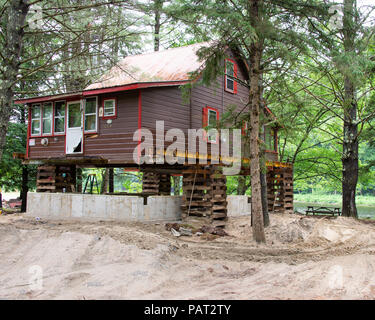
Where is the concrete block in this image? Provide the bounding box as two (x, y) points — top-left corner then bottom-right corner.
(227, 195), (251, 217)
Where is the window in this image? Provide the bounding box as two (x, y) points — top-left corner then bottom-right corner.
(42, 103), (53, 135)
(102, 98), (117, 119)
(203, 106), (219, 143)
(54, 101), (66, 134)
(84, 97), (97, 132)
(68, 102), (82, 128)
(31, 104), (41, 136)
(225, 59), (238, 94)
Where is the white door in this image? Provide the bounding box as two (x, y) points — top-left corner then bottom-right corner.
(66, 101), (83, 154)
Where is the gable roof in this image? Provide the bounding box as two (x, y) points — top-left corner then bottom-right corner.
(85, 42), (209, 91)
(15, 42), (249, 104)
(15, 42), (211, 104)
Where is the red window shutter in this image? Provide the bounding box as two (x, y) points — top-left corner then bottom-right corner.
(233, 62), (238, 94)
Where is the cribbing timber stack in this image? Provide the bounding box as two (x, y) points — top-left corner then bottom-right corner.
(36, 165), (76, 193)
(281, 166), (293, 212)
(159, 174), (172, 195)
(55, 165), (76, 192)
(266, 164), (293, 213)
(36, 166), (56, 193)
(181, 166), (228, 225)
(142, 172), (160, 194)
(142, 172), (171, 195)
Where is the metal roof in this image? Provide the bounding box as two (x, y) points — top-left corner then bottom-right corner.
(85, 42), (210, 91)
(15, 42), (212, 104)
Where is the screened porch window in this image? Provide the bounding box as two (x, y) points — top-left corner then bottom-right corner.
(54, 101), (66, 134)
(84, 97), (97, 132)
(42, 103), (53, 135)
(31, 105), (41, 136)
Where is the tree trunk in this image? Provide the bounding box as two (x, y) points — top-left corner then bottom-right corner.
(0, 0), (29, 160)
(109, 168), (114, 193)
(260, 160), (269, 227)
(237, 176), (247, 195)
(259, 91), (269, 227)
(342, 0), (358, 218)
(249, 0), (266, 243)
(154, 0), (163, 52)
(20, 166), (28, 213)
(100, 169), (109, 194)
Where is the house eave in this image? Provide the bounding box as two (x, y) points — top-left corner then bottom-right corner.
(14, 80), (191, 105)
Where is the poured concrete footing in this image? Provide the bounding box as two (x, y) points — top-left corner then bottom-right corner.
(27, 192), (182, 222)
(27, 193), (251, 222)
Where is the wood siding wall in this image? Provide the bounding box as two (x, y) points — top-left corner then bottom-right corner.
(27, 52), (278, 165)
(28, 91), (139, 163)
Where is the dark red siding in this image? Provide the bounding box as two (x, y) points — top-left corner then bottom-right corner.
(27, 50), (277, 165)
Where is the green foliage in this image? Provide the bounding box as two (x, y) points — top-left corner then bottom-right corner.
(226, 176), (251, 195)
(118, 172), (143, 193)
(294, 193), (375, 206)
(0, 122), (32, 191)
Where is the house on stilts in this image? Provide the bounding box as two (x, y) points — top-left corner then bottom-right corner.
(15, 42), (293, 223)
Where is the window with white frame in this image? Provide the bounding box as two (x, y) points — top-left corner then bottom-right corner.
(54, 101), (66, 134)
(42, 102), (53, 135)
(103, 99), (116, 118)
(208, 109), (218, 142)
(225, 60), (235, 92)
(31, 104), (41, 136)
(84, 97), (97, 132)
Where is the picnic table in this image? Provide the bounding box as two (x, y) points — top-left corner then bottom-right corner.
(305, 206), (341, 217)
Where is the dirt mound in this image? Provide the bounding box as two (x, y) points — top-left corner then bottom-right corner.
(1, 213), (375, 299)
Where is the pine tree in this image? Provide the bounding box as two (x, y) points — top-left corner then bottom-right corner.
(168, 0), (327, 242)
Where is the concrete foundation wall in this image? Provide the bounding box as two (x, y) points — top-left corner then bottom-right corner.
(27, 193), (251, 222)
(27, 192), (182, 222)
(227, 195), (251, 217)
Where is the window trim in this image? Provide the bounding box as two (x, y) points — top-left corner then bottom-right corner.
(203, 106), (220, 144)
(84, 96), (98, 133)
(30, 104), (42, 137)
(225, 58), (238, 94)
(54, 100), (66, 135)
(102, 97), (117, 120)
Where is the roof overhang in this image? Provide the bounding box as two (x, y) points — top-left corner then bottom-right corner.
(14, 92), (83, 105)
(14, 80), (190, 105)
(83, 80), (190, 96)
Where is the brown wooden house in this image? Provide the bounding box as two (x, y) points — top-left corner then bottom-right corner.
(15, 42), (293, 220)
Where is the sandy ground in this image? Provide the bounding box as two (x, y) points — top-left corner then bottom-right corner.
(1, 212), (375, 300)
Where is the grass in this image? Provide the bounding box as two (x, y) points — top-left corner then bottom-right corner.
(294, 193), (375, 206)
